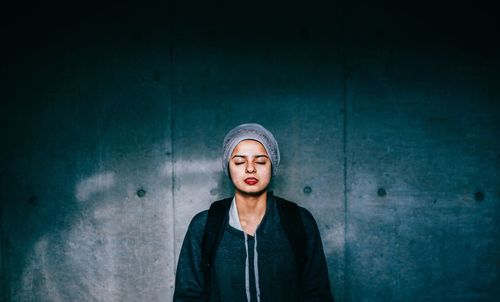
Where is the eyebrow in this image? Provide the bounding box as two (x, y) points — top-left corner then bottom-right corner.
(231, 154), (269, 159)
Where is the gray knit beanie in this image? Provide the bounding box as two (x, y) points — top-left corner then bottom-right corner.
(222, 123), (280, 177)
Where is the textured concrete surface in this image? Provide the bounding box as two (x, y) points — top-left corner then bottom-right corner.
(343, 2), (500, 301)
(1, 0), (499, 301)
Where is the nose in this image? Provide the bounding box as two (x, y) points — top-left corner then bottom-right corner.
(245, 162), (256, 173)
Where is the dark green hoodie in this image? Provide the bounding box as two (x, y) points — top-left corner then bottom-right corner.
(174, 191), (334, 302)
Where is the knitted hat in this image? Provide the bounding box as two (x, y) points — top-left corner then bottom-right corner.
(222, 123), (280, 177)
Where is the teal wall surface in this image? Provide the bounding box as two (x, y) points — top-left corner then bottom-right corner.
(1, 0), (499, 301)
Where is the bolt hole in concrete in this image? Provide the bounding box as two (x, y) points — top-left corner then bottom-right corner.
(474, 191), (484, 202)
(303, 186), (312, 194)
(377, 188), (386, 197)
(137, 188), (146, 198)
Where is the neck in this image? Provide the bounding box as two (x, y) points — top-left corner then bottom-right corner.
(234, 190), (267, 217)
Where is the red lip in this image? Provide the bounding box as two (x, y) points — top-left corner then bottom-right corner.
(244, 178), (259, 185)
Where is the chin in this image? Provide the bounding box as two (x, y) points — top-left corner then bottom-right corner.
(236, 184), (268, 196)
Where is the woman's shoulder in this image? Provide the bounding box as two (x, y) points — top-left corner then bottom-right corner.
(187, 196), (233, 231)
(273, 194), (320, 231)
(297, 205), (320, 229)
(186, 209), (209, 235)
(191, 209), (209, 223)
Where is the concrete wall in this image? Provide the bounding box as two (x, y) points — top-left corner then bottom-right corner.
(1, 0), (499, 301)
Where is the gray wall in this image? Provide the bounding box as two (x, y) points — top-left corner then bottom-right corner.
(1, 0), (499, 301)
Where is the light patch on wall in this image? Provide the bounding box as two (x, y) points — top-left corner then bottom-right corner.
(20, 235), (63, 301)
(76, 172), (116, 202)
(322, 224), (344, 253)
(159, 158), (222, 177)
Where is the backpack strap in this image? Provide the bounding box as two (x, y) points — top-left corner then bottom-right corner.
(275, 196), (308, 273)
(201, 197), (232, 301)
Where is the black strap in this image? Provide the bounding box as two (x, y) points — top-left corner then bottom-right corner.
(201, 197), (232, 302)
(275, 196), (308, 273)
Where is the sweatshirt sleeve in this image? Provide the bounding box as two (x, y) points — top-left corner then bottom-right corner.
(299, 207), (335, 302)
(173, 211), (208, 302)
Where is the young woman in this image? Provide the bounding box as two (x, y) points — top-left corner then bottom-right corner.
(174, 123), (334, 302)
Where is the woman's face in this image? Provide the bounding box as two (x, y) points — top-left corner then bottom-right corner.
(228, 139), (272, 195)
